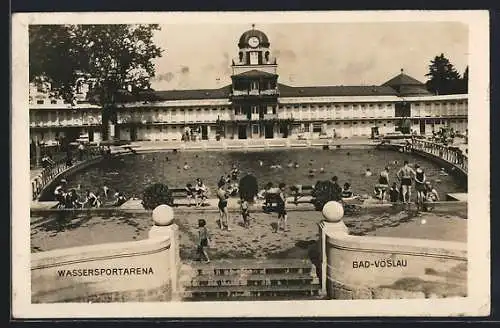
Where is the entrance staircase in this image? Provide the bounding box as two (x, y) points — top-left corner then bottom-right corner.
(179, 258), (322, 301)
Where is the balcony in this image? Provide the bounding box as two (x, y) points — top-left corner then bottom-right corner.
(232, 90), (248, 96)
(231, 89), (279, 97)
(233, 114), (248, 121)
(263, 113), (277, 120)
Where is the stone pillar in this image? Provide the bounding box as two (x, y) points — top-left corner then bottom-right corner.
(148, 205), (181, 300)
(318, 201), (349, 298)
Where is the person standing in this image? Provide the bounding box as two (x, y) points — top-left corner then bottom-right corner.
(414, 164), (427, 210)
(274, 182), (288, 233)
(216, 180), (230, 231)
(377, 166), (390, 201)
(197, 219), (211, 263)
(397, 161), (416, 204)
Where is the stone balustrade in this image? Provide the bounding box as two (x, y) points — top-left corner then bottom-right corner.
(319, 201), (467, 299)
(31, 205), (180, 303)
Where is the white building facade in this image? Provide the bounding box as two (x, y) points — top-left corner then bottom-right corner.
(29, 28), (468, 143)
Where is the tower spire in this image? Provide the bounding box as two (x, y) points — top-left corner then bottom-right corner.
(251, 24), (255, 30)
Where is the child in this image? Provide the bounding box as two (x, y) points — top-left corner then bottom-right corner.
(388, 183), (400, 203)
(275, 183), (288, 232)
(424, 181), (439, 211)
(197, 219), (210, 263)
(240, 198), (250, 228)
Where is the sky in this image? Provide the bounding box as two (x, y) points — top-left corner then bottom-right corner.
(150, 22), (468, 91)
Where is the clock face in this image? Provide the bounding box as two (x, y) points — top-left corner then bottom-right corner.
(248, 36), (260, 48)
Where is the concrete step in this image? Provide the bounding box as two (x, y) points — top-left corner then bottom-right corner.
(183, 283), (321, 299)
(188, 272), (319, 287)
(188, 258), (315, 273)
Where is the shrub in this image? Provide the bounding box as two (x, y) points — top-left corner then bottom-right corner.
(311, 180), (342, 211)
(239, 174), (258, 202)
(142, 183), (174, 210)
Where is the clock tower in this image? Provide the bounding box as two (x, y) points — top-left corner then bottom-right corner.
(229, 25), (280, 140)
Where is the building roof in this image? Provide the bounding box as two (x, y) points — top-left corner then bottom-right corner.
(238, 28), (270, 48)
(232, 69), (278, 79)
(277, 83), (399, 97)
(382, 70), (426, 88)
(111, 85), (233, 102)
(381, 70), (432, 96)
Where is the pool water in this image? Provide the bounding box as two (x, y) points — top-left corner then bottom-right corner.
(41, 148), (465, 201)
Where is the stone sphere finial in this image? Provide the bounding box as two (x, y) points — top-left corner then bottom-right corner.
(152, 204), (174, 226)
(322, 201), (344, 223)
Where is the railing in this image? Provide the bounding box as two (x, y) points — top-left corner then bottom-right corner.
(232, 114), (248, 121)
(411, 139), (468, 173)
(263, 114), (277, 120)
(31, 147), (102, 201)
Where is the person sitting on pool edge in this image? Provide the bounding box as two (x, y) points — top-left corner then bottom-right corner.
(388, 183), (400, 203)
(423, 181), (439, 211)
(194, 178), (209, 207)
(341, 182), (354, 199)
(113, 190), (127, 207)
(185, 183), (195, 207)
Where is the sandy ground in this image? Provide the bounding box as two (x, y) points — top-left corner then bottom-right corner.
(31, 208), (466, 260)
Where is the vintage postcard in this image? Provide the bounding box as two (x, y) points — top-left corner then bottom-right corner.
(12, 11), (490, 318)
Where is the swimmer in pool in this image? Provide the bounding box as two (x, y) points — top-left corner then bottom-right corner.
(287, 160), (294, 168)
(183, 162), (190, 170)
(258, 160), (263, 167)
(365, 168), (373, 177)
(320, 167), (325, 173)
(103, 185), (109, 199)
(294, 162), (300, 168)
(439, 168), (449, 176)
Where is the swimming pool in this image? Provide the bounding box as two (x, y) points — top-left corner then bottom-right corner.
(40, 148), (466, 201)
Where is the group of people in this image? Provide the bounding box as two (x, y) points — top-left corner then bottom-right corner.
(371, 161), (440, 210)
(53, 179), (127, 209)
(216, 164), (240, 197)
(185, 178), (209, 207)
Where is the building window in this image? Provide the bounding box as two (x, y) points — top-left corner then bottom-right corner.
(252, 125), (259, 134)
(312, 123), (322, 133)
(50, 100), (57, 104)
(294, 105), (299, 108)
(37, 100), (44, 104)
(353, 122), (358, 125)
(378, 104), (382, 108)
(304, 124), (310, 132)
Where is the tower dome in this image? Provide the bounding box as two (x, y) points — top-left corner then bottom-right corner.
(238, 25), (270, 48)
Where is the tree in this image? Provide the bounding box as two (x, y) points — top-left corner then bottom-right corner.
(460, 66), (469, 94)
(142, 183), (174, 210)
(425, 53), (462, 95)
(239, 174), (258, 202)
(29, 24), (163, 140)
